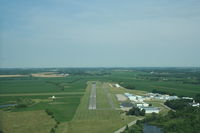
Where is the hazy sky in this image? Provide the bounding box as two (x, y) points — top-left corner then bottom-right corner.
(0, 0), (200, 68)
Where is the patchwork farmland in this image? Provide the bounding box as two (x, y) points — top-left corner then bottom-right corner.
(0, 68), (200, 133)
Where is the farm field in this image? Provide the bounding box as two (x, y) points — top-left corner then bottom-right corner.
(0, 76), (88, 127)
(99, 69), (200, 97)
(2, 94), (82, 122)
(0, 110), (56, 133)
(0, 77), (86, 94)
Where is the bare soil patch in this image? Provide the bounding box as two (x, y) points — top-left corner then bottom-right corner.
(31, 72), (67, 77)
(0, 75), (28, 77)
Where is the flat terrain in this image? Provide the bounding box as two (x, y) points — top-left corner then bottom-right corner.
(0, 110), (56, 133)
(108, 70), (200, 97)
(0, 68), (199, 133)
(116, 94), (128, 101)
(0, 78), (86, 94)
(57, 82), (138, 133)
(0, 92), (84, 96)
(0, 77), (87, 123)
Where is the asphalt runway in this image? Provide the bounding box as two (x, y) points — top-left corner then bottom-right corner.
(88, 83), (96, 110)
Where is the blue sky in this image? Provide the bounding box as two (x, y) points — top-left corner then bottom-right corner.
(0, 0), (200, 67)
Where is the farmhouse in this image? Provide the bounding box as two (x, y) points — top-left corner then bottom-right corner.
(139, 107), (160, 113)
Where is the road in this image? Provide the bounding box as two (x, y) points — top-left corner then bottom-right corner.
(113, 117), (144, 133)
(88, 83), (96, 110)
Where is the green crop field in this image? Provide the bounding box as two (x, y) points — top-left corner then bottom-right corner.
(100, 70), (200, 97)
(0, 75), (88, 133)
(0, 77), (86, 94)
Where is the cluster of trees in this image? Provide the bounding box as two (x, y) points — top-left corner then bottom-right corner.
(144, 99), (200, 133)
(0, 68), (113, 77)
(195, 93), (200, 103)
(16, 98), (34, 108)
(164, 99), (191, 110)
(0, 68), (47, 75)
(137, 67), (200, 85)
(126, 107), (145, 116)
(45, 109), (54, 117)
(152, 89), (176, 96)
(57, 68), (111, 76)
(120, 83), (136, 90)
(182, 80), (200, 85)
(164, 94), (200, 110)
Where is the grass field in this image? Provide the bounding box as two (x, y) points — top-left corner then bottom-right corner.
(0, 94), (83, 122)
(0, 110), (56, 133)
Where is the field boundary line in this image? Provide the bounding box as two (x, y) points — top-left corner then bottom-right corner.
(0, 92), (84, 96)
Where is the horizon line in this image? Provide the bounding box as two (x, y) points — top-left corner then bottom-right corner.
(0, 66), (200, 69)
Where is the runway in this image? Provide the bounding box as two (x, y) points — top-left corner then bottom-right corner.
(88, 83), (96, 110)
